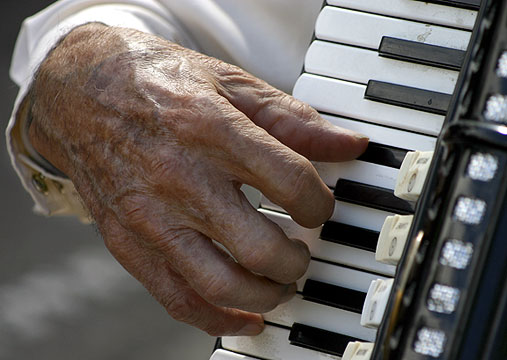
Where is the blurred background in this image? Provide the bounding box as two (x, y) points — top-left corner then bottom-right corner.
(0, 1), (215, 359)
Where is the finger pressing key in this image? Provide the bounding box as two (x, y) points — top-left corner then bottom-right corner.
(192, 187), (312, 285)
(111, 191), (304, 309)
(161, 229), (300, 313)
(216, 69), (369, 162)
(100, 213), (270, 336)
(208, 108), (336, 228)
(175, 95), (338, 228)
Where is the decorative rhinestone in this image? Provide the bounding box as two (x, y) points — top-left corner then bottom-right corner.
(467, 153), (498, 181)
(32, 173), (48, 194)
(454, 197), (486, 225)
(414, 328), (446, 358)
(440, 239), (473, 269)
(497, 51), (507, 78)
(428, 284), (460, 314)
(484, 94), (507, 123)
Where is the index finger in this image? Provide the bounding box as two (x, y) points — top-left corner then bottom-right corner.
(200, 98), (335, 228)
(214, 65), (369, 161)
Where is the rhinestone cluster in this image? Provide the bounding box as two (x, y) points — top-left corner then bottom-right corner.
(454, 197), (486, 225)
(427, 284), (461, 314)
(467, 153), (498, 181)
(440, 239), (473, 269)
(496, 51), (507, 78)
(414, 328), (446, 358)
(484, 94), (507, 123)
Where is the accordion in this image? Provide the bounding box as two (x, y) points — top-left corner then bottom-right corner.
(211, 0), (506, 359)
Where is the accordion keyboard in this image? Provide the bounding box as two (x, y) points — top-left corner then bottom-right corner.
(211, 0), (481, 359)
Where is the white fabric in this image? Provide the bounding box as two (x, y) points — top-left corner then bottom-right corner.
(6, 0), (323, 219)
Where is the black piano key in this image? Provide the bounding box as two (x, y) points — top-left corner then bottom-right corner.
(334, 179), (415, 215)
(302, 279), (366, 313)
(357, 141), (407, 168)
(379, 36), (466, 71)
(365, 80), (451, 116)
(288, 323), (361, 357)
(413, 0), (481, 10)
(320, 221), (379, 252)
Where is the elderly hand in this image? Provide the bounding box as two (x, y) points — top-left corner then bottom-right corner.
(28, 23), (368, 336)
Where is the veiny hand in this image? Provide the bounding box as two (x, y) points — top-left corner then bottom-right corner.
(28, 23), (368, 336)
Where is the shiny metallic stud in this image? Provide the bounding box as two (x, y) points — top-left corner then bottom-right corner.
(467, 153), (498, 182)
(32, 173), (48, 194)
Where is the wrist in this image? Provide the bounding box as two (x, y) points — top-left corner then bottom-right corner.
(27, 22), (117, 177)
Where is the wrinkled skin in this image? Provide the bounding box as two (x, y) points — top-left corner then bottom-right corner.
(28, 23), (368, 336)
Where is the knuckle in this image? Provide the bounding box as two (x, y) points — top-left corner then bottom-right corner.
(237, 234), (283, 274)
(213, 60), (249, 79)
(165, 294), (223, 335)
(114, 192), (181, 248)
(251, 89), (283, 121)
(172, 97), (229, 144)
(164, 292), (199, 322)
(200, 273), (233, 306)
(292, 100), (319, 120)
(145, 154), (203, 203)
(160, 286), (234, 337)
(237, 247), (266, 272)
(279, 157), (315, 207)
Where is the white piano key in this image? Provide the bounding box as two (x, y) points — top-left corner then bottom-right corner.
(313, 160), (399, 190)
(298, 260), (389, 294)
(210, 349), (260, 360)
(321, 114), (437, 152)
(259, 196), (286, 213)
(309, 241), (395, 277)
(260, 156), (399, 192)
(293, 74), (444, 135)
(376, 215), (414, 265)
(395, 151), (434, 201)
(259, 208), (396, 276)
(264, 295), (376, 342)
(260, 196), (393, 232)
(316, 6), (471, 50)
(305, 41), (459, 94)
(332, 201), (393, 232)
(222, 325), (341, 360)
(342, 341), (374, 360)
(327, 0), (477, 30)
(259, 205), (321, 237)
(257, 123), (430, 191)
(361, 278), (394, 328)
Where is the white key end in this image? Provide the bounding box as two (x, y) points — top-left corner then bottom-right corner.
(342, 341), (374, 360)
(361, 278), (394, 328)
(375, 215), (414, 265)
(210, 349), (259, 360)
(394, 151), (434, 201)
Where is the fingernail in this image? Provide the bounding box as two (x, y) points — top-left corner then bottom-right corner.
(236, 322), (265, 336)
(338, 127), (370, 141)
(281, 283), (297, 304)
(354, 133), (370, 141)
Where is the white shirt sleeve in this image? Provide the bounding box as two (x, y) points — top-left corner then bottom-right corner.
(6, 0), (321, 221)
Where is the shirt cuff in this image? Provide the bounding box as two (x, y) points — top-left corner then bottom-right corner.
(6, 1), (197, 222)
